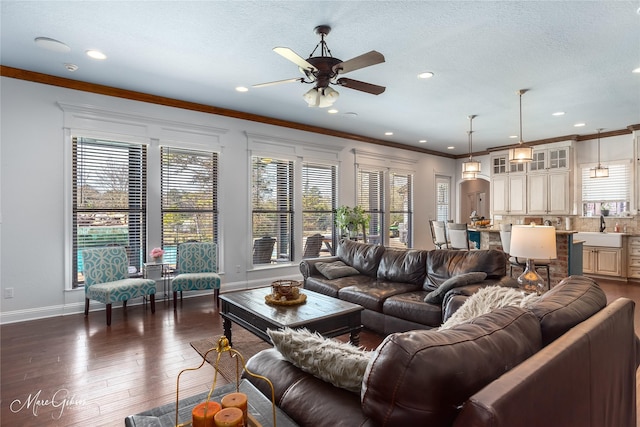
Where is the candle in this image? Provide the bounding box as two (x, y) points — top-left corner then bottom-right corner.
(214, 407), (244, 427)
(192, 401), (221, 427)
(221, 392), (248, 425)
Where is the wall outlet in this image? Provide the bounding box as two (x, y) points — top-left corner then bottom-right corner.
(4, 288), (14, 298)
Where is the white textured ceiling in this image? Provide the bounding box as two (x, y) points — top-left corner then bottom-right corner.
(1, 1), (639, 156)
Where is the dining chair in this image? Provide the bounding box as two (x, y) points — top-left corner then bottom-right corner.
(171, 242), (221, 310)
(429, 220), (448, 249)
(499, 223), (551, 289)
(302, 233), (324, 258)
(447, 222), (471, 250)
(83, 246), (156, 326)
(252, 236), (277, 264)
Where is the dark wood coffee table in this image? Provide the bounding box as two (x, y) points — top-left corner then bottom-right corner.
(220, 287), (363, 346)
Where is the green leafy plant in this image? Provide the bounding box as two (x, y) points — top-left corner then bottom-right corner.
(335, 205), (370, 239)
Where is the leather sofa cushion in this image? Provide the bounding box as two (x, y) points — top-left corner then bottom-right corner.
(362, 306), (542, 426)
(424, 249), (507, 291)
(376, 248), (428, 286)
(337, 239), (385, 277)
(339, 281), (421, 312)
(305, 274), (372, 298)
(383, 291), (442, 326)
(529, 275), (607, 345)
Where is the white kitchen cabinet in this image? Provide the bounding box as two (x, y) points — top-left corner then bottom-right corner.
(491, 153), (526, 215)
(527, 171), (570, 214)
(627, 236), (640, 280)
(582, 246), (623, 277)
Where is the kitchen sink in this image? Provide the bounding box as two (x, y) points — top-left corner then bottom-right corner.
(573, 231), (623, 248)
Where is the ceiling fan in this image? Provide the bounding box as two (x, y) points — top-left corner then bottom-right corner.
(253, 25), (386, 108)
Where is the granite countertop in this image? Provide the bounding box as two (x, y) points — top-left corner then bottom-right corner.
(469, 227), (577, 235)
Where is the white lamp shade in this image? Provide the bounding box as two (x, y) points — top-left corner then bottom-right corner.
(590, 166), (609, 178)
(509, 145), (533, 163)
(462, 159), (481, 173)
(461, 170), (477, 180)
(509, 225), (557, 260)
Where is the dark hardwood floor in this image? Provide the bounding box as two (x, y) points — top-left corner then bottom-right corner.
(1, 279), (639, 426)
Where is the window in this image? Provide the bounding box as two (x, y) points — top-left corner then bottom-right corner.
(435, 175), (450, 221)
(161, 147), (218, 265)
(357, 167), (384, 244)
(302, 162), (336, 256)
(581, 163), (631, 216)
(389, 172), (413, 248)
(72, 137), (147, 287)
(251, 156), (294, 263)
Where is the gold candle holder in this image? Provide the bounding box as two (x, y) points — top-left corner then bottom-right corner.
(175, 336), (277, 427)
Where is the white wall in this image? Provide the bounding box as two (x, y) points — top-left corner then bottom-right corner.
(0, 77), (455, 323)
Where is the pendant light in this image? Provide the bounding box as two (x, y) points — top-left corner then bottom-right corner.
(462, 114), (480, 180)
(590, 128), (609, 178)
(509, 89), (533, 163)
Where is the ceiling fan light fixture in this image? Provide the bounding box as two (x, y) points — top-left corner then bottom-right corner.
(590, 128), (609, 178)
(303, 86), (339, 108)
(509, 89), (533, 164)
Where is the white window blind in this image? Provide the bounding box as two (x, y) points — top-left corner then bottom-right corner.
(357, 167), (384, 244)
(436, 175), (450, 221)
(302, 162), (336, 255)
(161, 147), (218, 266)
(389, 172), (413, 248)
(72, 137), (147, 287)
(252, 156), (294, 263)
(581, 163), (630, 202)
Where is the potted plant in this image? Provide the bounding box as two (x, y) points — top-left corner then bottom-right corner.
(601, 203), (610, 216)
(335, 205), (370, 240)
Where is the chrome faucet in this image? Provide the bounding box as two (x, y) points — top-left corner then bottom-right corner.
(599, 215), (606, 233)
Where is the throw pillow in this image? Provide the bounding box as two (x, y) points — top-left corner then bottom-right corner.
(267, 327), (372, 393)
(439, 286), (540, 330)
(424, 272), (487, 304)
(315, 260), (360, 280)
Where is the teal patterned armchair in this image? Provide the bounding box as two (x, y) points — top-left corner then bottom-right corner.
(83, 246), (156, 326)
(171, 242), (221, 310)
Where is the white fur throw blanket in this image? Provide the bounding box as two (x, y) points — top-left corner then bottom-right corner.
(439, 286), (540, 330)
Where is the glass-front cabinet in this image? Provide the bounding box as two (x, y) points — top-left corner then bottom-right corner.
(491, 153), (526, 215)
(527, 145), (572, 215)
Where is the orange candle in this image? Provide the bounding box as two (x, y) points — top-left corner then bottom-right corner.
(221, 392), (248, 425)
(214, 407), (244, 427)
(192, 401), (221, 427)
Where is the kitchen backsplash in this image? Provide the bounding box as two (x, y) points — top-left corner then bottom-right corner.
(493, 215), (639, 235)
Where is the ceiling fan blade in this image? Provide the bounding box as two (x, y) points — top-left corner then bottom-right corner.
(252, 77), (303, 88)
(333, 50), (385, 74)
(336, 78), (386, 95)
(273, 47), (318, 72)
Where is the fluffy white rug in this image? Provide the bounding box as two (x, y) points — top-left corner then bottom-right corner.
(267, 327), (372, 393)
(439, 286), (540, 330)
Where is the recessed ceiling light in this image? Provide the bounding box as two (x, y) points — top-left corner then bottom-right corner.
(418, 71), (434, 79)
(574, 123), (586, 127)
(327, 109), (338, 114)
(418, 139), (427, 143)
(552, 111), (565, 116)
(86, 50), (107, 60)
(235, 86), (248, 92)
(509, 135), (518, 139)
(384, 132), (394, 136)
(342, 112), (358, 118)
(34, 37), (70, 53)
(447, 146), (455, 150)
(633, 67), (640, 73)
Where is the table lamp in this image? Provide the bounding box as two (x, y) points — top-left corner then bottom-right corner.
(509, 225), (557, 295)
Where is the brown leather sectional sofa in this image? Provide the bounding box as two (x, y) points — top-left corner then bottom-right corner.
(244, 275), (639, 427)
(299, 239), (516, 334)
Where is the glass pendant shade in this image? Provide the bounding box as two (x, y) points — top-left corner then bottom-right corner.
(461, 114), (480, 180)
(303, 86), (339, 108)
(590, 129), (608, 178)
(509, 89), (532, 164)
(509, 145), (534, 163)
(462, 170), (477, 180)
(462, 159), (481, 173)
